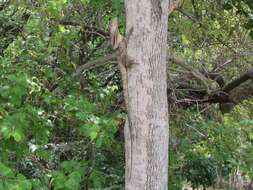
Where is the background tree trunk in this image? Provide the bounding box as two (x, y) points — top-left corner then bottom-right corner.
(124, 0), (170, 189)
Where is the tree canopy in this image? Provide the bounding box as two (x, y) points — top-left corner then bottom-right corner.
(0, 0), (252, 189)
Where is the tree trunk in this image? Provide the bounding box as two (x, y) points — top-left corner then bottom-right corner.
(124, 0), (170, 189)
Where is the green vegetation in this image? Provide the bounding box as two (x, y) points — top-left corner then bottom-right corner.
(0, 0), (252, 189)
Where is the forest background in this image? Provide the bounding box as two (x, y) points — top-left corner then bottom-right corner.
(0, 0), (253, 189)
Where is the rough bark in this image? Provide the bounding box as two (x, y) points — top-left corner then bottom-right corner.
(124, 0), (170, 189)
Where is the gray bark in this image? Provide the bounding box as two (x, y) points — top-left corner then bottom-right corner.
(124, 0), (170, 189)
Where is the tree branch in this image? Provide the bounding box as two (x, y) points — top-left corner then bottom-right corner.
(72, 53), (116, 77)
(223, 69), (253, 93)
(169, 55), (214, 93)
(58, 20), (109, 38)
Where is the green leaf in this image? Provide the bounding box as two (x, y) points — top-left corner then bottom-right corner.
(13, 129), (24, 142)
(0, 162), (13, 177)
(58, 25), (65, 33)
(61, 160), (78, 172)
(80, 124), (100, 140)
(64, 172), (82, 190)
(52, 172), (67, 190)
(0, 181), (4, 190)
(3, 181), (16, 190)
(17, 174), (32, 190)
(0, 124), (12, 139)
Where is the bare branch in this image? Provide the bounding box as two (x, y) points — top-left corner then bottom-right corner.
(223, 69), (253, 93)
(213, 59), (234, 72)
(58, 20), (109, 38)
(73, 53), (117, 77)
(169, 54), (212, 93)
(186, 124), (208, 138)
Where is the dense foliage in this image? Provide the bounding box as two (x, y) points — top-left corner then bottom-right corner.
(0, 0), (252, 189)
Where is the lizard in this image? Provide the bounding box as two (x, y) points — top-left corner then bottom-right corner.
(109, 17), (135, 180)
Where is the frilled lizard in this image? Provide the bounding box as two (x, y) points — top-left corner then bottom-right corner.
(109, 18), (135, 179)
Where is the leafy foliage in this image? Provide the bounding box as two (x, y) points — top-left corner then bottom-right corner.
(0, 0), (252, 189)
